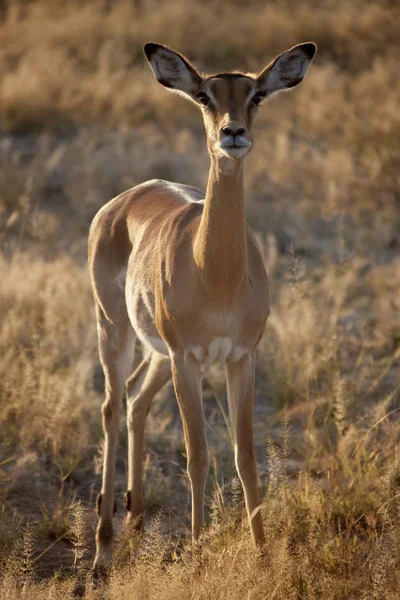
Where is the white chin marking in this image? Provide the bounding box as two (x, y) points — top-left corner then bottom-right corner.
(220, 159), (235, 175)
(219, 146), (250, 159)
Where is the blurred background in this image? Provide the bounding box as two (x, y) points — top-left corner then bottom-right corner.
(1, 0), (400, 596)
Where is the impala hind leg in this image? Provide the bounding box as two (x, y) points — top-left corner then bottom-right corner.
(93, 308), (135, 577)
(125, 352), (171, 528)
(226, 354), (265, 546)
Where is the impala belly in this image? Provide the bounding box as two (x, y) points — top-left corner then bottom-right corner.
(126, 286), (169, 356)
(136, 332), (248, 364)
(126, 256), (258, 364)
(128, 299), (251, 363)
(127, 288), (251, 363)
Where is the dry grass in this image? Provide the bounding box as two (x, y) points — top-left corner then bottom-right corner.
(0, 0), (400, 598)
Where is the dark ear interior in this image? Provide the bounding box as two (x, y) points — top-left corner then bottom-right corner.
(144, 43), (202, 96)
(257, 42), (317, 96)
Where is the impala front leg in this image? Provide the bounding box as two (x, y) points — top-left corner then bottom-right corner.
(171, 354), (208, 539)
(226, 353), (265, 546)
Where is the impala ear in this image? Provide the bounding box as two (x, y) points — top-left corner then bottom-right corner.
(144, 43), (202, 99)
(257, 43), (316, 101)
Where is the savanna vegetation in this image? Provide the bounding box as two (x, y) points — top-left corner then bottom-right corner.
(1, 0), (400, 598)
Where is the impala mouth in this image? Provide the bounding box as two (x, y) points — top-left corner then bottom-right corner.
(220, 137), (252, 149)
(224, 143), (247, 149)
(217, 136), (252, 158)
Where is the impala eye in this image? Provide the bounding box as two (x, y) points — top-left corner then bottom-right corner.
(197, 93), (211, 107)
(252, 93), (265, 106)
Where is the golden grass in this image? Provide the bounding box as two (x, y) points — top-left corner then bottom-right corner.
(0, 0), (400, 597)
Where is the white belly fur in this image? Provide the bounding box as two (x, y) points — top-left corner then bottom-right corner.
(141, 334), (169, 355)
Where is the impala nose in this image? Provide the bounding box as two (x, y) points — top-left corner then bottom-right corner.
(222, 125), (246, 137)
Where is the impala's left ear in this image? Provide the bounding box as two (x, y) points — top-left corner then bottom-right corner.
(257, 43), (317, 100)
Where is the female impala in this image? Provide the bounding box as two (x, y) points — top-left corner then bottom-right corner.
(89, 41), (316, 574)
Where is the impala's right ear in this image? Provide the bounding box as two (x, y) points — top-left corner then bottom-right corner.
(144, 43), (202, 100)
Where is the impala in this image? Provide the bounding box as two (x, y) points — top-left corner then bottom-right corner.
(89, 41), (316, 575)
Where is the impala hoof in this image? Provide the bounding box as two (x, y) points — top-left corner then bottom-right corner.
(91, 560), (110, 589)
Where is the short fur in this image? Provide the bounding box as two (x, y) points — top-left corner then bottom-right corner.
(89, 41), (316, 576)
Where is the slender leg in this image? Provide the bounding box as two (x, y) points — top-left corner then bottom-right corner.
(93, 309), (135, 576)
(225, 353), (265, 546)
(171, 355), (208, 538)
(125, 351), (171, 527)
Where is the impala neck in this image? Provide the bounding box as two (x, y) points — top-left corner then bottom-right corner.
(194, 155), (247, 301)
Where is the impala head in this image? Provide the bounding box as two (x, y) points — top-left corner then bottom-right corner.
(144, 42), (316, 160)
